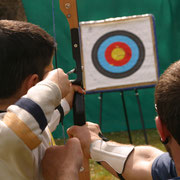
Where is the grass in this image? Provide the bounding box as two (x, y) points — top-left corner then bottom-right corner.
(55, 128), (166, 180)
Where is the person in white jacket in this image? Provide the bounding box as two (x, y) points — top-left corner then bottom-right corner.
(0, 20), (84, 179)
(2, 69), (83, 180)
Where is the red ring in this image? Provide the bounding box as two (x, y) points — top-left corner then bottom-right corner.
(105, 42), (132, 66)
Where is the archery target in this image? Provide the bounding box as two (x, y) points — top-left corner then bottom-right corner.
(80, 14), (159, 92)
(92, 30), (145, 78)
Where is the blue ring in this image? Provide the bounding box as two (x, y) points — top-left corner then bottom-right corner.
(97, 36), (139, 73)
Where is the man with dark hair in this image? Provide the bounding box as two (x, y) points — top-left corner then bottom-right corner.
(0, 20), (55, 100)
(68, 60), (180, 180)
(0, 20), (84, 179)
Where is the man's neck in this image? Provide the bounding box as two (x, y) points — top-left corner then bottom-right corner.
(169, 138), (180, 176)
(0, 96), (19, 111)
(0, 81), (28, 111)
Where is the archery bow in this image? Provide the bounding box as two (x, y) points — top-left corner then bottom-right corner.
(59, 0), (85, 126)
(59, 0), (90, 179)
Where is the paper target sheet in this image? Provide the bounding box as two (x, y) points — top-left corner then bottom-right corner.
(80, 14), (159, 92)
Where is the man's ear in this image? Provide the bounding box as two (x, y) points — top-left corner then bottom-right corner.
(155, 116), (170, 141)
(22, 74), (39, 94)
(27, 74), (39, 89)
(18, 74), (39, 97)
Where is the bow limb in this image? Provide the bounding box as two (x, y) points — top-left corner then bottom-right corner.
(59, 0), (90, 179)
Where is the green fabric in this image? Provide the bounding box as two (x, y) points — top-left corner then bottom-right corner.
(22, 0), (180, 138)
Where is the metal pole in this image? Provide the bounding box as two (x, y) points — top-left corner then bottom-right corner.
(121, 91), (133, 144)
(135, 89), (148, 144)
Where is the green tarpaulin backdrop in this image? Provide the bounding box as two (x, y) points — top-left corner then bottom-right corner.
(22, 0), (180, 138)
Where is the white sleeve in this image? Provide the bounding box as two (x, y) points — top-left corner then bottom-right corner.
(48, 98), (70, 132)
(61, 98), (70, 115)
(0, 121), (35, 180)
(3, 80), (62, 150)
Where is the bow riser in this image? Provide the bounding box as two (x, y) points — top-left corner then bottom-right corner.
(70, 28), (85, 125)
(59, 0), (86, 126)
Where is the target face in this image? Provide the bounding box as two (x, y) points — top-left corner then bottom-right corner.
(80, 15), (159, 92)
(92, 31), (145, 78)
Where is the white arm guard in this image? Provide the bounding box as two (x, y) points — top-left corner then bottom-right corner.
(90, 139), (134, 174)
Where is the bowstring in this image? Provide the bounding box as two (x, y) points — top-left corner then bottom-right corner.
(52, 0), (66, 144)
(52, 0), (58, 68)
